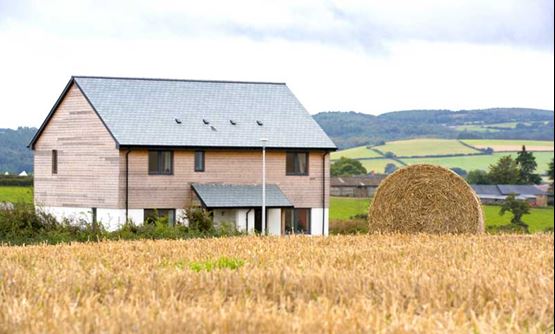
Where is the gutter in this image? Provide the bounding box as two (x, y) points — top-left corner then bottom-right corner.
(322, 152), (328, 236)
(125, 148), (131, 222)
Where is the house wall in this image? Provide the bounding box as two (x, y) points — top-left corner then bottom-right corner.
(33, 84), (121, 209)
(122, 150), (330, 209)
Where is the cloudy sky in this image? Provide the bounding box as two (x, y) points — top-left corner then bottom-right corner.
(0, 0), (553, 129)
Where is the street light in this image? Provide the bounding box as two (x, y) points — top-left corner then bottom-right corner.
(260, 138), (269, 235)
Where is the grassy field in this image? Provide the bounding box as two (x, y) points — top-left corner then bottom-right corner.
(462, 139), (554, 151)
(403, 151), (554, 173)
(1, 235), (552, 333)
(330, 196), (554, 232)
(452, 124), (499, 132)
(330, 145), (383, 159)
(0, 186), (33, 203)
(359, 158), (404, 174)
(372, 138), (479, 156)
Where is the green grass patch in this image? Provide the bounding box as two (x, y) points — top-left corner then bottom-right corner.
(330, 196), (554, 233)
(189, 257), (245, 272)
(453, 125), (499, 133)
(402, 152), (553, 174)
(0, 186), (33, 204)
(374, 138), (480, 156)
(331, 146), (383, 160)
(359, 159), (403, 174)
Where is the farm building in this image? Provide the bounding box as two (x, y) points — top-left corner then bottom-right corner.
(471, 184), (549, 207)
(29, 76), (336, 234)
(330, 175), (386, 197)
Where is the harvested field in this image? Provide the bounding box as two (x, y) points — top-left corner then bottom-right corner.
(1, 234), (553, 333)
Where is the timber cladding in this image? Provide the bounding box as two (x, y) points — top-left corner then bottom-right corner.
(33, 84), (121, 208)
(124, 150), (330, 209)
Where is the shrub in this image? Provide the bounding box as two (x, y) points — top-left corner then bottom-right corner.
(185, 207), (214, 232)
(329, 219), (368, 235)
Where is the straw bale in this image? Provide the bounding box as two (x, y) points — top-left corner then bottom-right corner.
(368, 164), (484, 234)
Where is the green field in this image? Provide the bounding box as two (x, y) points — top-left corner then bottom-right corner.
(330, 196), (554, 233)
(452, 125), (499, 133)
(331, 145), (383, 159)
(462, 139), (554, 151)
(403, 151), (553, 173)
(0, 186), (33, 204)
(372, 138), (479, 156)
(359, 159), (404, 174)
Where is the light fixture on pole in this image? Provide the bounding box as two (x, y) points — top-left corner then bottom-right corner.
(260, 138), (269, 235)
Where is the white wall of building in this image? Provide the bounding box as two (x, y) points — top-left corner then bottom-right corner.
(310, 208), (329, 236)
(39, 206), (143, 231)
(235, 209), (255, 233)
(267, 208), (282, 236)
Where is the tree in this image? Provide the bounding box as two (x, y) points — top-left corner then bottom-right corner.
(384, 163), (398, 174)
(450, 167), (467, 177)
(331, 157), (367, 176)
(547, 158), (554, 193)
(515, 145), (542, 185)
(466, 170), (492, 184)
(488, 156), (520, 184)
(499, 194), (531, 232)
(383, 151), (396, 158)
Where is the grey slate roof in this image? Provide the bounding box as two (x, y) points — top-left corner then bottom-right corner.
(471, 185), (547, 196)
(191, 183), (292, 208)
(70, 76), (336, 149)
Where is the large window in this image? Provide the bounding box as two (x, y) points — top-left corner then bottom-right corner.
(194, 150), (205, 172)
(283, 208), (311, 235)
(148, 151), (173, 175)
(286, 152), (308, 175)
(52, 150), (58, 175)
(144, 209), (176, 225)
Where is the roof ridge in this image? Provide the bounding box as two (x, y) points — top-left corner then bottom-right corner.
(73, 75), (286, 85)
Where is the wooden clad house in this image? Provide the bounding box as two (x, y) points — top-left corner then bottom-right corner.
(29, 76), (336, 235)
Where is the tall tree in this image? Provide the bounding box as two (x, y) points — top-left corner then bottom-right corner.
(499, 194), (531, 233)
(384, 163), (398, 174)
(488, 156), (520, 184)
(515, 145), (542, 185)
(466, 170), (491, 184)
(331, 157), (367, 176)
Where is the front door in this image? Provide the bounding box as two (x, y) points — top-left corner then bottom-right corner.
(254, 208), (262, 233)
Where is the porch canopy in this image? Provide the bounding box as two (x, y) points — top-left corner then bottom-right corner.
(191, 183), (292, 209)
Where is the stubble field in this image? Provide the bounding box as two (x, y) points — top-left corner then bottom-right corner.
(1, 234), (553, 333)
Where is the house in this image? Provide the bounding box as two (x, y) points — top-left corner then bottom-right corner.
(330, 174), (386, 197)
(471, 184), (549, 207)
(29, 76), (336, 235)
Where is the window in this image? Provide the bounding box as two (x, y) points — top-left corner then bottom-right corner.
(52, 150), (58, 174)
(91, 208), (97, 224)
(194, 150), (205, 172)
(286, 152), (308, 175)
(283, 208), (311, 235)
(144, 209), (176, 225)
(148, 151), (173, 175)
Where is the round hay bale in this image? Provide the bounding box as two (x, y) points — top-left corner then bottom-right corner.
(368, 164), (484, 234)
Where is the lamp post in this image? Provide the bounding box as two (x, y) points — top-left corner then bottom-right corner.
(260, 138), (268, 235)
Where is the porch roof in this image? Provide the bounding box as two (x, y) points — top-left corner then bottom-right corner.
(191, 183), (293, 209)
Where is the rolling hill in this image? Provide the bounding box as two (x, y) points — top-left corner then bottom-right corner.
(332, 138), (554, 174)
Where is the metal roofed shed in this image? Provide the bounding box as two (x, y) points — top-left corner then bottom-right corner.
(191, 183), (293, 209)
(29, 76), (337, 150)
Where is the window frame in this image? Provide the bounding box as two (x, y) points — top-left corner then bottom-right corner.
(282, 208), (311, 235)
(148, 150), (174, 175)
(51, 150), (58, 175)
(194, 150), (205, 172)
(285, 151), (309, 176)
(144, 208), (176, 225)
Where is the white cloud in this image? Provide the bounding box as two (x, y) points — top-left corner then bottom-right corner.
(0, 0), (553, 128)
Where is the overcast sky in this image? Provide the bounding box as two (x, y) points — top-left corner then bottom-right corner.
(0, 0), (553, 129)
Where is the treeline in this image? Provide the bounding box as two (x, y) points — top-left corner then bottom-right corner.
(0, 127), (35, 174)
(314, 108), (554, 149)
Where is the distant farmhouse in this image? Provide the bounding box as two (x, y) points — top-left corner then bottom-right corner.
(29, 76), (336, 234)
(471, 184), (549, 207)
(331, 175), (386, 197)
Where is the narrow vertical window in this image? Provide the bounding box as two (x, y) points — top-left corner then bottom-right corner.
(52, 150), (58, 174)
(195, 150), (205, 172)
(91, 208), (97, 224)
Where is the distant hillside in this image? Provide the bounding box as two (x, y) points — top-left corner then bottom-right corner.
(0, 127), (36, 174)
(314, 108), (554, 149)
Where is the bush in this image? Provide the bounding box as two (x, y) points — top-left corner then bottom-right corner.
(329, 219), (368, 235)
(185, 207), (214, 232)
(0, 175), (33, 187)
